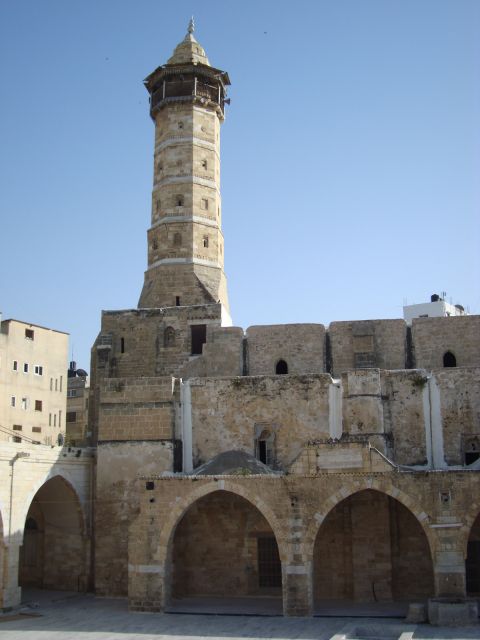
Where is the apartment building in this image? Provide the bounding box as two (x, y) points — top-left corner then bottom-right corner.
(0, 315), (68, 445)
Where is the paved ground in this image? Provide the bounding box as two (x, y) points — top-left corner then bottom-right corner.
(0, 590), (479, 640)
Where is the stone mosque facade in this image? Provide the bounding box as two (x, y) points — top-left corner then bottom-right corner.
(87, 23), (480, 622)
(2, 22), (478, 624)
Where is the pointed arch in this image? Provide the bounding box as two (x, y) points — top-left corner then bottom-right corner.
(304, 480), (435, 559)
(310, 486), (435, 605)
(19, 474), (88, 591)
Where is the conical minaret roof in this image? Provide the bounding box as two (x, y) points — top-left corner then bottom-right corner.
(167, 18), (211, 66)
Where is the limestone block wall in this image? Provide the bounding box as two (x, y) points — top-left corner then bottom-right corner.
(183, 326), (244, 377)
(381, 370), (429, 466)
(246, 324), (325, 375)
(329, 320), (407, 377)
(412, 316), (480, 369)
(188, 375), (332, 470)
(97, 377), (175, 442)
(435, 368), (480, 466)
(95, 441), (172, 597)
(90, 304), (223, 384)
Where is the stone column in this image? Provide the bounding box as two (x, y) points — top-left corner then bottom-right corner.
(283, 563), (313, 616)
(433, 548), (466, 598)
(1, 540), (21, 610)
(282, 512), (313, 616)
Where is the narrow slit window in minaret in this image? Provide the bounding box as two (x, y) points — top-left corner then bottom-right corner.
(201, 159), (207, 170)
(176, 195), (184, 207)
(201, 198), (208, 210)
(173, 232), (182, 246)
(203, 236), (209, 248)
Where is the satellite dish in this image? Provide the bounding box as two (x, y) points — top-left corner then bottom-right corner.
(76, 369), (88, 378)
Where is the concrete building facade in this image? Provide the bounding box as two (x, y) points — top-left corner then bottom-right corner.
(87, 23), (480, 624)
(0, 316), (69, 446)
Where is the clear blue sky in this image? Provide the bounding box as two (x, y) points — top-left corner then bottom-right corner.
(1, 0), (479, 373)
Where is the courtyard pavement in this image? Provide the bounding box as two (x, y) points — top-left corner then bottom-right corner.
(0, 590), (479, 640)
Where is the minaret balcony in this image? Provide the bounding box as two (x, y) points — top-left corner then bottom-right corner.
(150, 79), (225, 117)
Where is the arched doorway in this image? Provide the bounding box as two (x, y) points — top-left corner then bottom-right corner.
(169, 490), (282, 614)
(466, 512), (480, 595)
(313, 489), (434, 614)
(19, 476), (87, 592)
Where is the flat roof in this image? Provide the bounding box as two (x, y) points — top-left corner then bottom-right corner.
(1, 318), (69, 335)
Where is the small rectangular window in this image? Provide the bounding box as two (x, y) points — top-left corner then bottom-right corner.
(203, 236), (209, 248)
(55, 379), (58, 391)
(191, 324), (207, 355)
(50, 378), (53, 390)
(13, 424), (22, 431)
(34, 365), (43, 376)
(60, 376), (63, 392)
(120, 337), (125, 353)
(175, 296), (181, 306)
(53, 414), (57, 427)
(21, 397), (28, 410)
(23, 363), (29, 374)
(13, 436), (22, 443)
(13, 360), (18, 372)
(35, 400), (43, 412)
(32, 426), (41, 433)
(11, 396), (16, 407)
(201, 197), (209, 210)
(49, 413), (52, 426)
(25, 329), (34, 340)
(59, 410), (62, 427)
(67, 389), (77, 398)
(66, 411), (77, 423)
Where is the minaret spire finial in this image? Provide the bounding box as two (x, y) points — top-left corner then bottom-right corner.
(188, 16), (195, 35)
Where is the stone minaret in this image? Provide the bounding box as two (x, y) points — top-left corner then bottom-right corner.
(138, 19), (231, 320)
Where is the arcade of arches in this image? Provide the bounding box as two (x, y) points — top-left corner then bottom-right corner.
(129, 476), (480, 616)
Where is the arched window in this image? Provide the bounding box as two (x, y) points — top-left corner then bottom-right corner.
(176, 195), (184, 207)
(164, 326), (175, 348)
(173, 232), (182, 247)
(443, 351), (457, 368)
(275, 359), (288, 375)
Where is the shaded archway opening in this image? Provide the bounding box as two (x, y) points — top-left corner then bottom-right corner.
(443, 351), (457, 367)
(19, 476), (87, 592)
(169, 490), (282, 614)
(313, 490), (434, 614)
(466, 513), (480, 595)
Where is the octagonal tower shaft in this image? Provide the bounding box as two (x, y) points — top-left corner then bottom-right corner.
(138, 27), (230, 316)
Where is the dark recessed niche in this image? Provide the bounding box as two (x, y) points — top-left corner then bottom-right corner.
(146, 481), (155, 490)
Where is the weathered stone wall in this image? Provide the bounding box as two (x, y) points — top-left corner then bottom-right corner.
(381, 370), (428, 465)
(412, 316), (480, 369)
(95, 441), (172, 596)
(435, 368), (480, 466)
(97, 377), (175, 442)
(246, 324), (325, 375)
(188, 375), (332, 470)
(329, 320), (407, 377)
